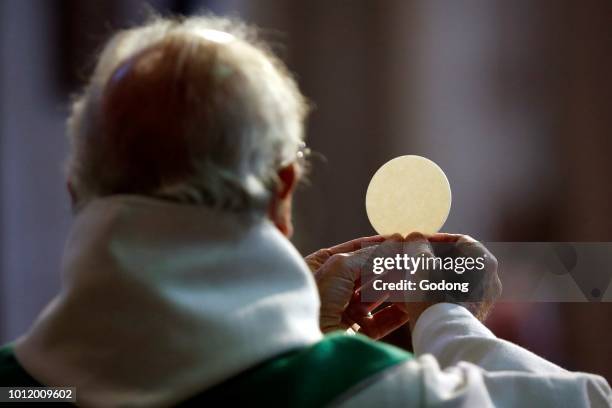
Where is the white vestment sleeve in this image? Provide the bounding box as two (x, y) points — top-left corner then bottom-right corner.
(412, 303), (566, 373)
(338, 303), (611, 407)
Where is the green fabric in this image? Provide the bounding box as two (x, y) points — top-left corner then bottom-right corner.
(1, 344), (73, 407)
(183, 332), (413, 406)
(0, 343), (41, 386)
(0, 332), (412, 406)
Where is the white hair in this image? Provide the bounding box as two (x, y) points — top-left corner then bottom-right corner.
(66, 15), (309, 212)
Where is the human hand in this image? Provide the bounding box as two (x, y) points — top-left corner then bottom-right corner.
(306, 232), (501, 339)
(304, 235), (385, 273)
(307, 235), (411, 338)
(306, 233), (433, 339)
(425, 233), (502, 321)
(396, 233), (502, 330)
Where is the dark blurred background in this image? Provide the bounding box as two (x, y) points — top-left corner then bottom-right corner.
(1, 0), (610, 381)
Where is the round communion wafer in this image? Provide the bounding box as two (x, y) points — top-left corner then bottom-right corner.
(365, 155), (451, 236)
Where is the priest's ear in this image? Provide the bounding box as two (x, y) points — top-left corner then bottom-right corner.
(268, 162), (299, 237)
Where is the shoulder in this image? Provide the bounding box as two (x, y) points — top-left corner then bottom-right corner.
(184, 332), (413, 407)
(0, 343), (42, 386)
(295, 331), (412, 373)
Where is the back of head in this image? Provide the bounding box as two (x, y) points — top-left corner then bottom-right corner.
(67, 15), (309, 212)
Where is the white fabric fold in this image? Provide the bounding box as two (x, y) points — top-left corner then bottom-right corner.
(412, 303), (567, 373)
(14, 195), (322, 407)
(339, 303), (611, 407)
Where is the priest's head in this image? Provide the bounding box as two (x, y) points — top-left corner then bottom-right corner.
(65, 16), (310, 236)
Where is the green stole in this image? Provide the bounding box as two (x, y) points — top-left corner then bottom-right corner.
(0, 332), (412, 406)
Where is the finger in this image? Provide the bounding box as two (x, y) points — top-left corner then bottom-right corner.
(344, 289), (389, 319)
(304, 249), (334, 272)
(452, 235), (492, 257)
(427, 232), (463, 243)
(306, 235), (386, 270)
(356, 235), (409, 291)
(314, 244), (378, 282)
(403, 232), (434, 258)
(335, 233), (405, 282)
(326, 235), (386, 255)
(404, 231), (429, 241)
(354, 304), (411, 340)
(341, 313), (359, 330)
(428, 233), (485, 261)
(403, 232), (433, 250)
(457, 235), (478, 244)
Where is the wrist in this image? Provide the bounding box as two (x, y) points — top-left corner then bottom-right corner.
(397, 302), (434, 332)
